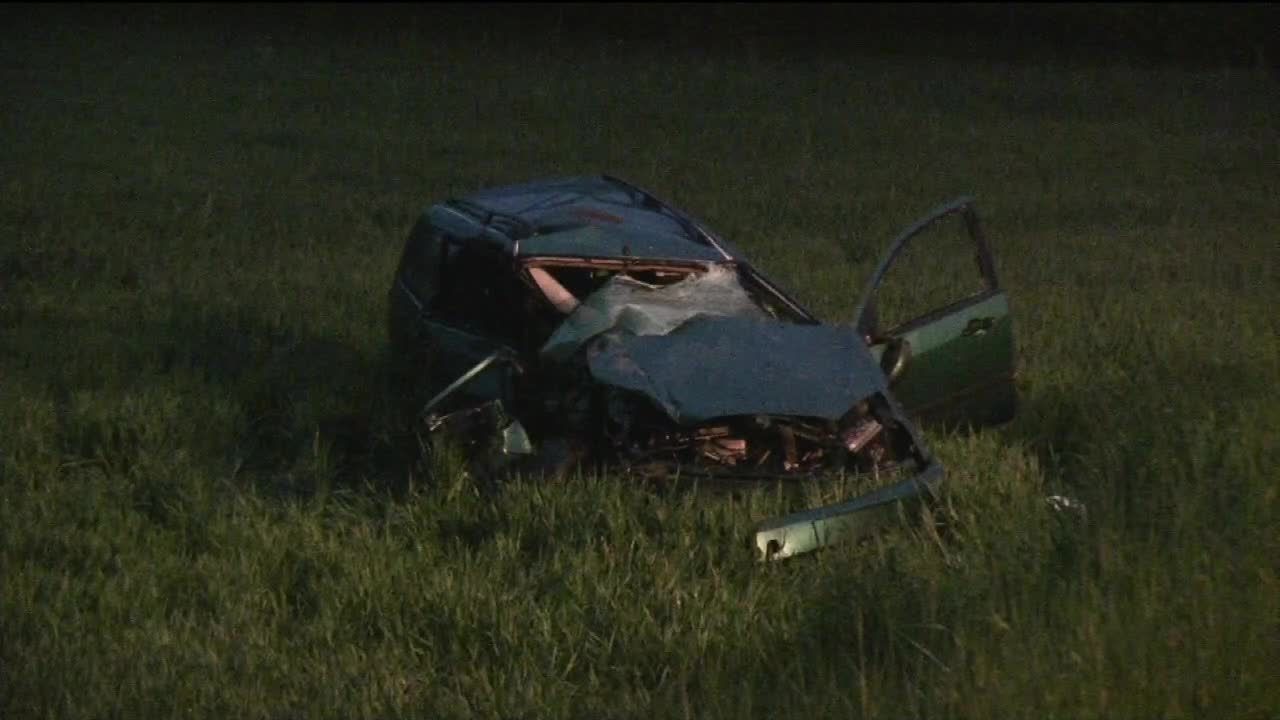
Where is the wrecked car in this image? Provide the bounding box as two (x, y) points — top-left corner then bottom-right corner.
(388, 175), (1016, 559)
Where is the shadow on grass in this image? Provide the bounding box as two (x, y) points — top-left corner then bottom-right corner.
(173, 308), (435, 504)
(8, 287), (434, 505)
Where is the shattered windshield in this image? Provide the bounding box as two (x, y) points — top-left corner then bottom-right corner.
(539, 265), (773, 361)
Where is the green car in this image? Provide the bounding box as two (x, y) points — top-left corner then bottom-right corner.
(389, 176), (1016, 559)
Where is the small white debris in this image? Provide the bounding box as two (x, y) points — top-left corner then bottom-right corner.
(1045, 494), (1088, 518)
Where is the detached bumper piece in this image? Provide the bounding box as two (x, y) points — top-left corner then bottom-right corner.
(754, 462), (943, 560)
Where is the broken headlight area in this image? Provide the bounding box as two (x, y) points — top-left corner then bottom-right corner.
(598, 391), (921, 481)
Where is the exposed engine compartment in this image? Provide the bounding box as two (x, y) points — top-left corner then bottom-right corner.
(597, 389), (919, 480)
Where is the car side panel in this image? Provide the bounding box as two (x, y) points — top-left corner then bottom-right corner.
(888, 292), (1016, 424)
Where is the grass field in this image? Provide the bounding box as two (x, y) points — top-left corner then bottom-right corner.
(3, 7), (1278, 718)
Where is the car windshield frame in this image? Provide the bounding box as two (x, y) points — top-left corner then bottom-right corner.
(517, 256), (816, 329)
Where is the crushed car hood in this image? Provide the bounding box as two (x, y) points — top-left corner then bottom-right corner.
(585, 315), (887, 425)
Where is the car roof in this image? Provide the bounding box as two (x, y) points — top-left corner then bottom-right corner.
(437, 175), (737, 264)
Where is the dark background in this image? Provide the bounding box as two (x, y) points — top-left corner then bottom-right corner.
(9, 3), (1280, 71)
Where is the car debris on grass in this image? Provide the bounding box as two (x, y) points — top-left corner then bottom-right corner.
(388, 175), (1017, 559)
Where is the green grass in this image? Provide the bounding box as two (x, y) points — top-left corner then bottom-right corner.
(3, 9), (1279, 719)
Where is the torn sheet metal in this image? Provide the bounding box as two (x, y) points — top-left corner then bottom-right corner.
(501, 419), (534, 455)
(540, 265), (768, 361)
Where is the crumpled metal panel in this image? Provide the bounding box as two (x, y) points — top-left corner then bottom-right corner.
(540, 266), (768, 361)
(586, 314), (889, 424)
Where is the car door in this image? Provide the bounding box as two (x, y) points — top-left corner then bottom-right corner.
(392, 222), (520, 408)
(855, 197), (1016, 426)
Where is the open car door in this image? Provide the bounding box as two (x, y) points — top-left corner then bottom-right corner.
(855, 198), (1016, 426)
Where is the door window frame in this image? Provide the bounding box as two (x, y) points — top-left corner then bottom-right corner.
(856, 197), (1002, 337)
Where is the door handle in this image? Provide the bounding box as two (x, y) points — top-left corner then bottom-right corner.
(962, 316), (995, 337)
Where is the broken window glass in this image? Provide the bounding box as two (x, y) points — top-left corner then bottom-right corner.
(539, 265), (771, 361)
